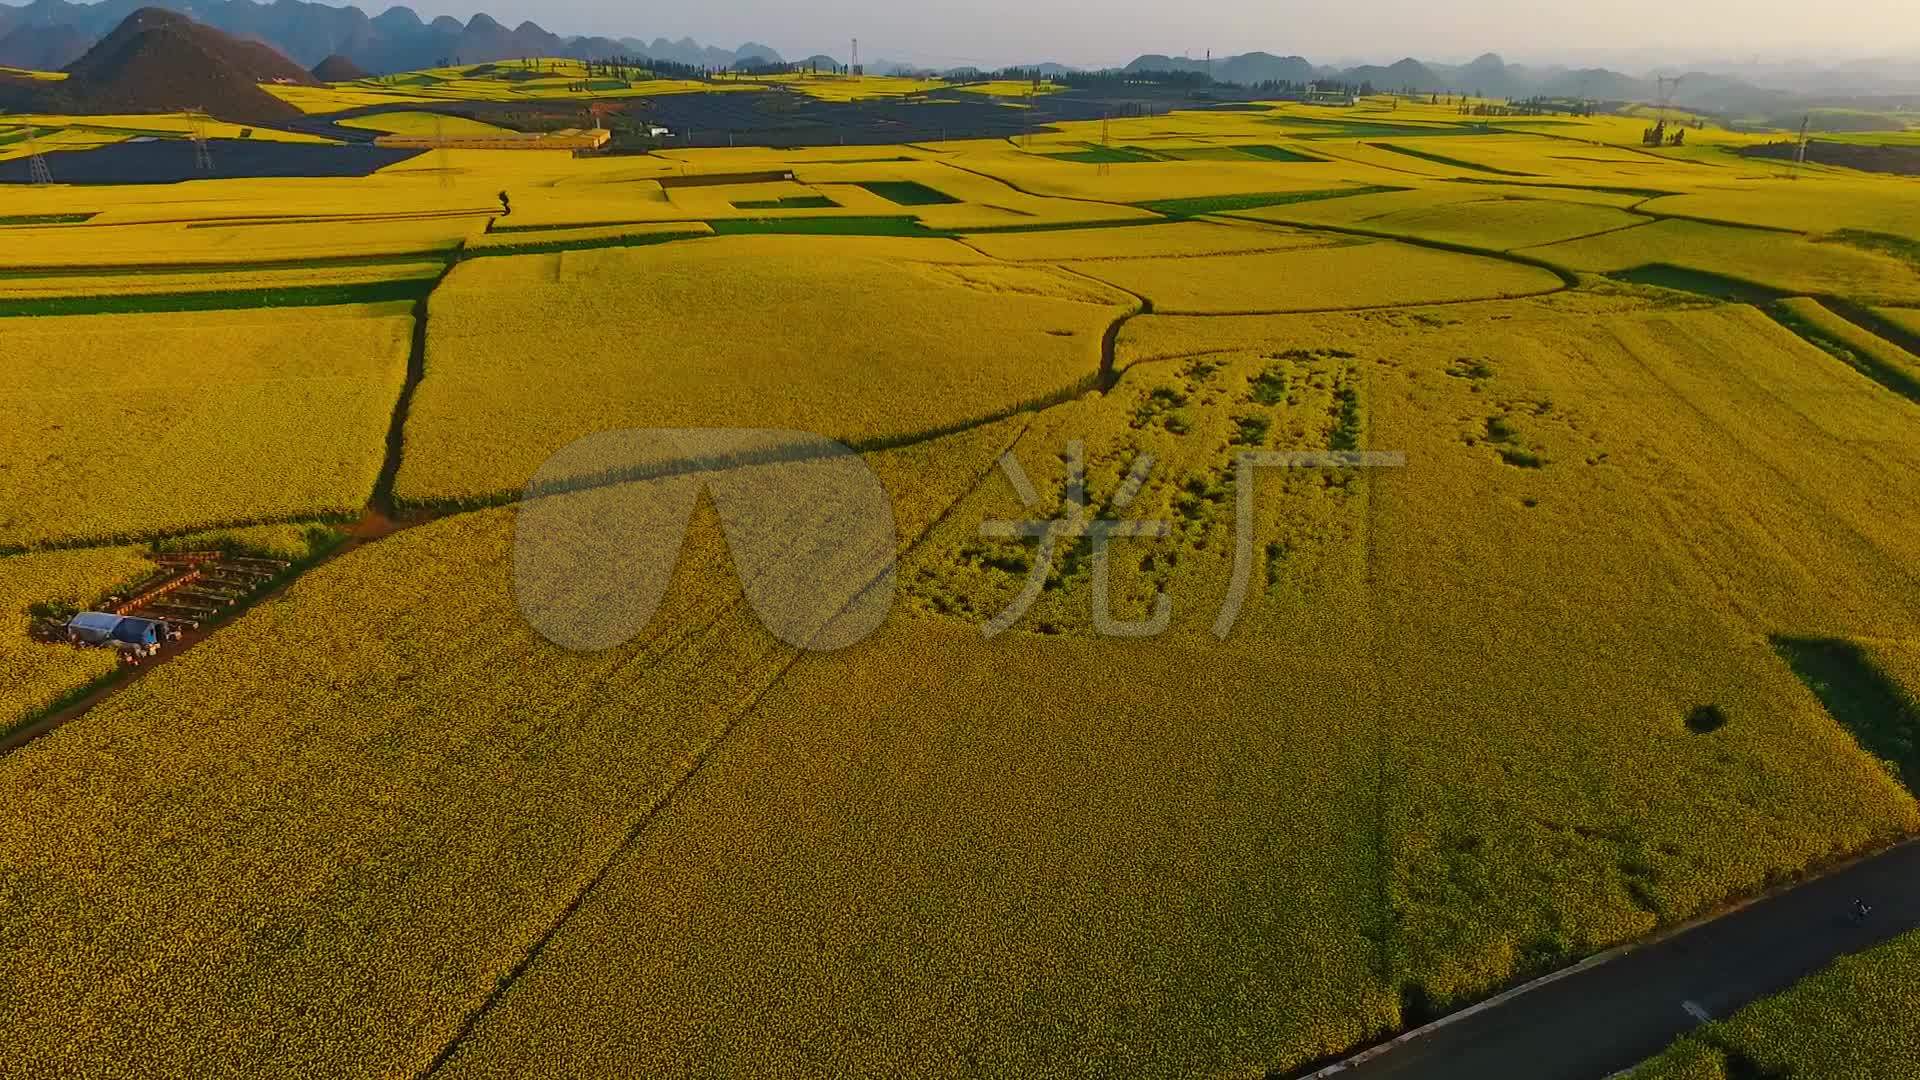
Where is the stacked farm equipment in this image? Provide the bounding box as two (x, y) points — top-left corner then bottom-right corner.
(42, 551), (291, 666)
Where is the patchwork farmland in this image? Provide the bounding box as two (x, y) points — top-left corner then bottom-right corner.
(4, 30), (1920, 1080)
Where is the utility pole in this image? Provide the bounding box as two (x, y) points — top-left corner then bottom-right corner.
(189, 109), (213, 172)
(851, 37), (859, 78)
(27, 133), (52, 185)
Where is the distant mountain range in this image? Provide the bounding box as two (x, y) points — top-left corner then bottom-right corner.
(1116, 51), (1805, 112)
(0, 0), (785, 74)
(0, 0), (1912, 122)
(0, 6), (314, 122)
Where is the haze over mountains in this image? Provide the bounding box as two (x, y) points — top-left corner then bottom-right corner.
(0, 0), (786, 73)
(0, 0), (1914, 116)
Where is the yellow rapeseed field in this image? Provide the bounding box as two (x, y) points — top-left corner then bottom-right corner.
(395, 236), (1133, 504)
(336, 111), (514, 137)
(0, 305), (412, 548)
(0, 260), (445, 299)
(0, 216), (481, 268)
(1063, 240), (1565, 313)
(960, 219), (1342, 260)
(0, 415), (1020, 1080)
(1531, 219), (1920, 303)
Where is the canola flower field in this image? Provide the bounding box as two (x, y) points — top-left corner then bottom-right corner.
(3, 87), (1920, 1078)
(1628, 929), (1920, 1079)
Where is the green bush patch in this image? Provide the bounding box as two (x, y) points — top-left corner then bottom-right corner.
(854, 180), (960, 205)
(730, 196), (839, 210)
(1136, 185), (1406, 218)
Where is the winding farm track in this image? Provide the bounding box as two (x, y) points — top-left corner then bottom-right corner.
(1297, 838), (1920, 1080)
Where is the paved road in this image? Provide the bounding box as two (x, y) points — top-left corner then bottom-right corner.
(1312, 838), (1920, 1080)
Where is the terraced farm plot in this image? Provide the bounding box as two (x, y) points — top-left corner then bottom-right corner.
(0, 305), (412, 548)
(0, 215), (479, 269)
(1530, 219), (1920, 303)
(1330, 196), (1648, 250)
(0, 260), (445, 305)
(1063, 241), (1565, 314)
(1628, 928), (1920, 1079)
(395, 236), (1135, 505)
(420, 296), (1920, 1080)
(959, 219), (1341, 261)
(0, 419), (1018, 1080)
(0, 546), (156, 735)
(336, 110), (515, 136)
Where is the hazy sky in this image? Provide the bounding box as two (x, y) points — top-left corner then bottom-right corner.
(390, 0), (1920, 67)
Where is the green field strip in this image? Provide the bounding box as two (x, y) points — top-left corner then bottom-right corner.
(0, 126), (55, 146)
(958, 217), (1176, 236)
(459, 229), (712, 259)
(854, 180), (961, 205)
(182, 209), (496, 229)
(1045, 145), (1163, 164)
(1774, 637), (1920, 796)
(1235, 144), (1327, 162)
(1367, 142), (1539, 177)
(704, 215), (946, 237)
(0, 213), (97, 225)
(487, 218), (700, 234)
(1265, 115), (1497, 139)
(1136, 185), (1408, 218)
(0, 278), (436, 319)
(730, 196), (838, 210)
(0, 250), (452, 280)
(1827, 229), (1920, 274)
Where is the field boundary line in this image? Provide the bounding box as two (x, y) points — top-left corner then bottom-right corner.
(414, 419), (1037, 1079)
(1205, 213), (1582, 290)
(1299, 835), (1920, 1078)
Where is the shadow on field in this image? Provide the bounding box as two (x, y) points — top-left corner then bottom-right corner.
(1774, 636), (1920, 795)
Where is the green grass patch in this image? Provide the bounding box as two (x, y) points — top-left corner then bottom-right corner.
(730, 196), (839, 210)
(0, 251), (449, 280)
(959, 218), (1171, 236)
(0, 279), (435, 318)
(0, 213), (96, 226)
(1236, 144), (1325, 162)
(1046, 145), (1161, 164)
(705, 215), (945, 237)
(1368, 142), (1538, 177)
(854, 180), (961, 206)
(1135, 185), (1406, 218)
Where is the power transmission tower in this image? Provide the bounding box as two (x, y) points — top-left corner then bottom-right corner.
(435, 112), (452, 189)
(851, 37), (859, 79)
(27, 133), (52, 185)
(188, 109), (213, 172)
(1791, 113), (1810, 180)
